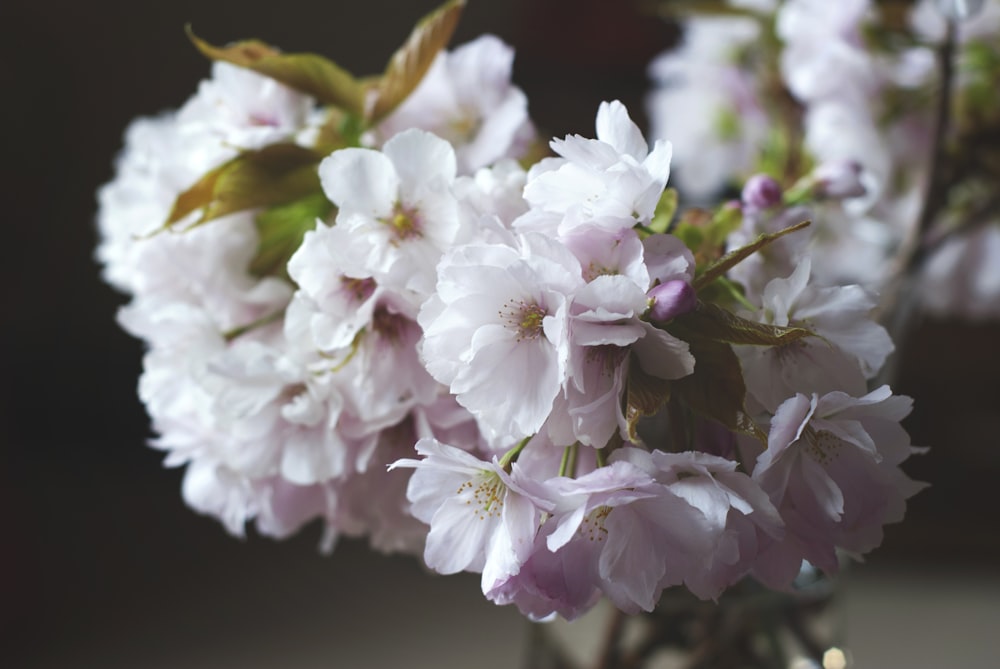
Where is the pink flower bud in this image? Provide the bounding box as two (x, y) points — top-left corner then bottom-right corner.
(814, 160), (866, 199)
(741, 174), (783, 212)
(648, 279), (696, 321)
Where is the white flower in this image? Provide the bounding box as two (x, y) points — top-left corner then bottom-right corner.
(751, 386), (925, 583)
(318, 129), (462, 309)
(539, 460), (714, 613)
(777, 0), (878, 106)
(419, 234), (581, 442)
(614, 448), (784, 597)
(372, 35), (535, 173)
(757, 259), (892, 374)
(390, 438), (549, 591)
(646, 15), (768, 200)
(523, 100), (672, 226)
(453, 159), (530, 233)
(737, 259), (892, 412)
(179, 62), (315, 150)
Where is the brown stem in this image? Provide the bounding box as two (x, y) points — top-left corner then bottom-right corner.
(907, 17), (958, 273)
(875, 17), (959, 384)
(594, 608), (627, 669)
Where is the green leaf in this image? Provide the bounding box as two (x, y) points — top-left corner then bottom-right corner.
(667, 302), (814, 347)
(165, 143), (324, 230)
(623, 355), (673, 443)
(249, 192), (334, 280)
(164, 163), (226, 228)
(187, 27), (365, 116)
(668, 336), (761, 438)
(694, 218), (810, 292)
(672, 208), (712, 254)
(648, 188), (679, 234)
(671, 204), (742, 268)
(696, 276), (756, 311)
(364, 0), (466, 122)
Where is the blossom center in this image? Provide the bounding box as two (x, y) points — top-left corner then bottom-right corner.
(579, 505), (611, 542)
(372, 306), (408, 346)
(804, 427), (842, 465)
(341, 276), (376, 303)
(446, 112), (482, 144)
(457, 471), (506, 520)
(500, 298), (548, 341)
(584, 262), (618, 282)
(381, 203), (423, 244)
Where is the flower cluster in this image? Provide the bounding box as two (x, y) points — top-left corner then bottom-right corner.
(648, 0), (1000, 311)
(97, 0), (931, 621)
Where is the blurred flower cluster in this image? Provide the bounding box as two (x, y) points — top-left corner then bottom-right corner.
(96, 0), (998, 622)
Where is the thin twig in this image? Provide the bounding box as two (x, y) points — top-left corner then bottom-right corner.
(878, 16), (958, 324)
(907, 16), (958, 272)
(875, 17), (958, 386)
(594, 608), (627, 669)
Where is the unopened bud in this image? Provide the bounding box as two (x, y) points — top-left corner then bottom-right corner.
(741, 174), (783, 213)
(813, 160), (866, 199)
(648, 280), (696, 322)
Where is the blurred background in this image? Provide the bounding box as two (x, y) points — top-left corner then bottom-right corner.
(3, 0), (998, 667)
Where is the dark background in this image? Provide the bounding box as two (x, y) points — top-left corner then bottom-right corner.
(3, 1), (998, 667)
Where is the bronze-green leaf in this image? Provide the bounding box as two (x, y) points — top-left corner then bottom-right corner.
(165, 143), (324, 230)
(623, 355), (673, 443)
(164, 163), (226, 228)
(187, 27), (365, 116)
(693, 218), (810, 292)
(669, 336), (758, 437)
(667, 302), (815, 347)
(249, 191), (334, 280)
(364, 0), (466, 122)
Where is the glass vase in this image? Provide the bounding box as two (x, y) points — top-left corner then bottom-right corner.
(523, 563), (847, 669)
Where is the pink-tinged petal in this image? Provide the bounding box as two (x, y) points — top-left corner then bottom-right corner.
(383, 128), (457, 191)
(600, 507), (666, 612)
(481, 492), (543, 590)
(798, 454), (845, 522)
(572, 320), (645, 348)
(643, 233), (695, 285)
(761, 394), (815, 465)
(632, 323), (695, 379)
(575, 274), (649, 319)
(642, 139), (673, 184)
(548, 136), (621, 170)
(319, 148), (397, 217)
(460, 336), (561, 437)
(424, 497), (495, 574)
(596, 100), (648, 161)
(547, 503), (590, 552)
(811, 416), (879, 459)
(524, 162), (608, 212)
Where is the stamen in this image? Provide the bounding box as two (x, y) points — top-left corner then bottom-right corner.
(803, 426), (842, 465)
(381, 203), (423, 244)
(579, 505), (611, 542)
(372, 306), (407, 345)
(458, 472), (506, 521)
(340, 276), (376, 303)
(499, 298), (548, 341)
